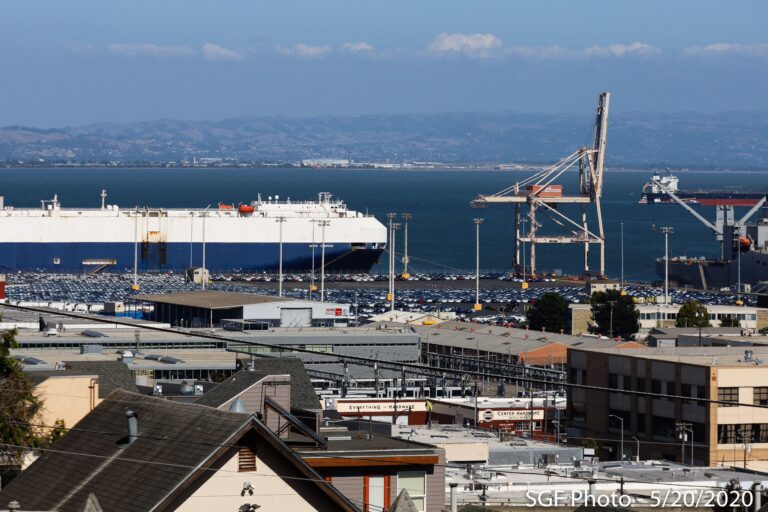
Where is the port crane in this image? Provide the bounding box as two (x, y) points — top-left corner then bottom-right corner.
(471, 92), (610, 277)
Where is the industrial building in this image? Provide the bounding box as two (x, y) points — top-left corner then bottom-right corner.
(135, 290), (351, 328)
(570, 303), (768, 338)
(568, 344), (768, 468)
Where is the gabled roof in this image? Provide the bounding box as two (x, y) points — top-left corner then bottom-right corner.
(63, 360), (138, 397)
(195, 358), (319, 410)
(0, 390), (357, 512)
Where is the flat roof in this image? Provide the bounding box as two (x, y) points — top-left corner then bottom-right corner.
(134, 291), (294, 309)
(571, 345), (768, 368)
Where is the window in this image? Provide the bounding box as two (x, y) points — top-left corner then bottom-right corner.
(758, 424), (768, 443)
(636, 377), (646, 392)
(581, 369), (587, 384)
(666, 381), (676, 401)
(398, 471), (426, 512)
(623, 376), (631, 391)
(652, 416), (676, 439)
(718, 424), (737, 444)
(637, 413), (646, 434)
(609, 374), (618, 389)
(718, 387), (739, 407)
(681, 384), (693, 404)
(570, 368), (577, 384)
(652, 380), (662, 395)
(754, 387), (768, 406)
(696, 385), (706, 400)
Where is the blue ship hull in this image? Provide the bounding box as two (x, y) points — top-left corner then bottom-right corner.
(0, 242), (384, 273)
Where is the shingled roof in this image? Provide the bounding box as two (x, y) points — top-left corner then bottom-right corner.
(195, 357), (319, 411)
(63, 360), (138, 397)
(0, 390), (357, 512)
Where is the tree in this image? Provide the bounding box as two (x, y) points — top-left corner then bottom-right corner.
(527, 292), (569, 333)
(590, 289), (640, 340)
(0, 326), (45, 472)
(675, 300), (711, 328)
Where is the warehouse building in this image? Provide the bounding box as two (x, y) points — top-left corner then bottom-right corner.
(135, 290), (351, 329)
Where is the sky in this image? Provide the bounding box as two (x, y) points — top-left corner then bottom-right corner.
(1, 0), (766, 126)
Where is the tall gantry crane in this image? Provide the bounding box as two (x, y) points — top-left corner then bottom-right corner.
(471, 92), (610, 277)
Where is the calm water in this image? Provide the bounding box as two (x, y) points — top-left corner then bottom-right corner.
(1, 168), (766, 280)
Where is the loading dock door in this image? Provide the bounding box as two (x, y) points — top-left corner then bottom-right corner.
(280, 308), (312, 328)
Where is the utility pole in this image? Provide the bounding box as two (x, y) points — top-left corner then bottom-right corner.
(474, 218), (483, 312)
(661, 226), (674, 305)
(676, 422), (692, 465)
(387, 213), (396, 310)
(201, 205), (211, 290)
(309, 219), (317, 300)
(276, 216), (286, 297)
(620, 222), (624, 289)
(319, 220), (330, 301)
(608, 300), (617, 339)
(401, 213), (412, 279)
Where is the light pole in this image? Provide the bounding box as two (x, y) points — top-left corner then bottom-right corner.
(201, 205), (211, 290)
(309, 219), (318, 300)
(609, 414), (625, 462)
(401, 213), (412, 279)
(319, 220), (330, 301)
(661, 226), (674, 305)
(632, 436), (640, 462)
(474, 218), (483, 312)
(387, 213), (397, 311)
(696, 311), (703, 347)
(276, 216), (286, 297)
(521, 219), (528, 288)
(608, 300), (617, 339)
(132, 208), (140, 291)
(620, 222), (624, 289)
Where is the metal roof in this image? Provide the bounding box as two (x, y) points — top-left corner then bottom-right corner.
(134, 290), (293, 309)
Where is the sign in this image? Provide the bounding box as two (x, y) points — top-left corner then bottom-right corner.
(334, 400), (428, 414)
(479, 409), (545, 423)
(325, 308), (349, 317)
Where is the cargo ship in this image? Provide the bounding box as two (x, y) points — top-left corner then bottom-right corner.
(0, 192), (387, 273)
(655, 207), (768, 289)
(640, 173), (766, 206)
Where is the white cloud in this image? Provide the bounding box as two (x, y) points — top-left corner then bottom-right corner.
(582, 42), (660, 58)
(342, 41), (375, 53)
(505, 45), (570, 59)
(61, 41), (100, 57)
(427, 33), (502, 58)
(109, 43), (195, 59)
(202, 43), (243, 61)
(277, 44), (332, 58)
(684, 42), (768, 57)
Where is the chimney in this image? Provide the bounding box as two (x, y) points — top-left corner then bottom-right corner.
(126, 410), (138, 445)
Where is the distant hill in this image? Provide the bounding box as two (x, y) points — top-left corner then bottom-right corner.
(1, 111), (767, 168)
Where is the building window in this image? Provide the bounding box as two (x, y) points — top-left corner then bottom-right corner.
(570, 368), (577, 384)
(397, 471), (426, 512)
(609, 374), (618, 389)
(666, 381), (676, 401)
(754, 387), (768, 406)
(651, 416), (676, 439)
(637, 413), (646, 434)
(623, 376), (631, 390)
(717, 424), (737, 444)
(636, 377), (646, 392)
(758, 424), (768, 443)
(718, 387), (739, 407)
(652, 379), (662, 395)
(581, 369), (587, 384)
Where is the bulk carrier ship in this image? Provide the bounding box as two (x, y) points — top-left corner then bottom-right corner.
(640, 173), (766, 206)
(0, 191), (387, 273)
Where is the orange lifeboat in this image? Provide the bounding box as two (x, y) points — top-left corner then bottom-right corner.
(238, 204), (255, 215)
(218, 202), (234, 210)
(739, 237), (752, 251)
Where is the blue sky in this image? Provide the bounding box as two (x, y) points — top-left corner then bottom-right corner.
(1, 0), (766, 126)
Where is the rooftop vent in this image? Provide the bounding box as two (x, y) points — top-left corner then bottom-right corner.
(126, 410), (138, 445)
(229, 398), (247, 414)
(81, 330), (107, 338)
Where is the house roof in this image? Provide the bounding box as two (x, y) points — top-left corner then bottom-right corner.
(195, 358), (319, 410)
(0, 390), (357, 512)
(133, 290), (292, 309)
(62, 360), (139, 397)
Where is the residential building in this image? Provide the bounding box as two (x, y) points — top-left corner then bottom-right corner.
(0, 390), (358, 512)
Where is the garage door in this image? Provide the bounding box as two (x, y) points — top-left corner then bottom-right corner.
(280, 308), (312, 328)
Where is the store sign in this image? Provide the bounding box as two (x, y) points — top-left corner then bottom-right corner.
(325, 308), (348, 316)
(479, 409), (544, 422)
(335, 400), (428, 414)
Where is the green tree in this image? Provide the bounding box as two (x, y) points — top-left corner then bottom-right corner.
(0, 326), (44, 468)
(590, 289), (640, 340)
(526, 292), (569, 333)
(675, 300), (711, 328)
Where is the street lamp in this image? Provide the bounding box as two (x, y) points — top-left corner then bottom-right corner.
(319, 220), (330, 301)
(387, 213), (397, 311)
(401, 213), (412, 279)
(632, 436), (640, 462)
(608, 300), (617, 339)
(608, 414), (625, 462)
(660, 226), (674, 305)
(309, 219), (318, 300)
(474, 218), (483, 312)
(201, 205), (211, 290)
(276, 216), (286, 297)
